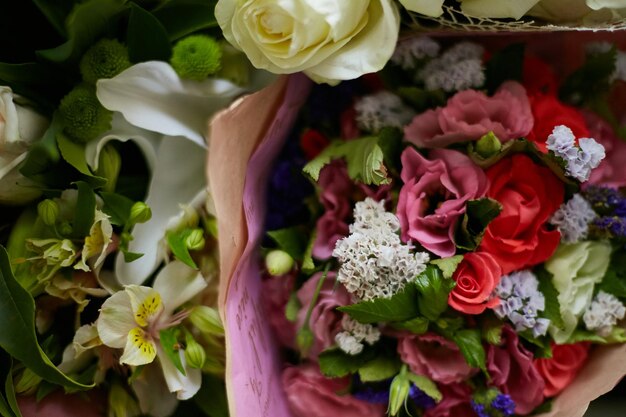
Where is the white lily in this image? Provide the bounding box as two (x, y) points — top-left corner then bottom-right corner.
(97, 260), (207, 399)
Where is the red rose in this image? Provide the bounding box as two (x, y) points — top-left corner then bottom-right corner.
(526, 94), (590, 152)
(479, 154), (564, 274)
(523, 56), (558, 96)
(534, 342), (590, 397)
(448, 252), (502, 315)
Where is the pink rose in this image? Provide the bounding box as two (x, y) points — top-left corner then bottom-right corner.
(424, 383), (475, 417)
(404, 82), (533, 148)
(487, 326), (545, 415)
(397, 148), (488, 257)
(584, 111), (626, 188)
(397, 333), (475, 384)
(18, 391), (106, 417)
(449, 252), (502, 315)
(296, 271), (351, 358)
(283, 363), (385, 417)
(534, 342), (590, 397)
(262, 273), (297, 349)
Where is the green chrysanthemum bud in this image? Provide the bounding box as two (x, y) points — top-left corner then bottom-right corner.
(185, 228), (205, 251)
(184, 333), (207, 369)
(129, 201), (152, 225)
(171, 35), (222, 81)
(97, 144), (121, 192)
(58, 85), (113, 143)
(475, 131), (502, 159)
(189, 305), (224, 336)
(265, 249), (294, 276)
(216, 43), (250, 86)
(37, 199), (59, 226)
(80, 38), (131, 84)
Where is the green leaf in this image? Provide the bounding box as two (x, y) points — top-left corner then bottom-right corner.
(20, 113), (62, 178)
(4, 362), (22, 417)
(159, 328), (185, 375)
(568, 328), (626, 344)
(73, 181), (96, 238)
(100, 191), (134, 226)
(599, 269), (626, 298)
(560, 47), (616, 106)
(455, 198), (502, 251)
(32, 0), (75, 36)
(0, 353), (16, 417)
(166, 229), (197, 268)
(37, 0), (129, 64)
(415, 266), (454, 321)
(122, 249), (143, 263)
(193, 374), (228, 417)
(536, 269), (565, 331)
(0, 246), (91, 390)
(57, 133), (92, 176)
(485, 43), (524, 94)
(0, 63), (69, 108)
(391, 317), (429, 335)
(303, 137), (390, 186)
(430, 255), (464, 279)
(267, 227), (306, 261)
(338, 283), (419, 324)
(301, 231), (316, 273)
(318, 348), (376, 378)
(358, 356), (402, 382)
(284, 292), (301, 322)
(452, 329), (487, 374)
(126, 3), (172, 63)
(406, 373), (442, 403)
(377, 127), (403, 174)
(153, 0), (219, 41)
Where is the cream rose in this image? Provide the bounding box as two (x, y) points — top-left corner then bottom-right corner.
(0, 86), (48, 204)
(215, 0), (400, 84)
(460, 0), (541, 19)
(529, 0), (626, 22)
(545, 241), (611, 344)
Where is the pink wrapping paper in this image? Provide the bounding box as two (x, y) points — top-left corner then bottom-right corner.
(208, 32), (626, 417)
(208, 73), (312, 417)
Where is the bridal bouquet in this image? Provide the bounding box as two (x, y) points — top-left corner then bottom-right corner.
(209, 34), (626, 417)
(0, 1), (271, 416)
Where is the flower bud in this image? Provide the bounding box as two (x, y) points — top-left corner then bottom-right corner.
(58, 221), (73, 236)
(15, 368), (41, 395)
(96, 144), (121, 192)
(184, 334), (207, 369)
(265, 250), (294, 276)
(189, 306), (224, 336)
(80, 38), (131, 84)
(388, 372), (411, 416)
(474, 131), (502, 159)
(37, 199), (59, 226)
(171, 35), (222, 81)
(185, 228), (205, 251)
(58, 85), (113, 143)
(202, 354), (226, 375)
(108, 382), (141, 417)
(129, 202), (152, 225)
(296, 326), (314, 358)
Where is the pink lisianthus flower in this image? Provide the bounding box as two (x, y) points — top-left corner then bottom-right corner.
(282, 363), (385, 417)
(296, 271), (351, 359)
(584, 111), (626, 188)
(397, 333), (475, 384)
(487, 326), (545, 415)
(424, 382), (475, 417)
(396, 148), (488, 257)
(18, 391), (106, 417)
(404, 81), (533, 148)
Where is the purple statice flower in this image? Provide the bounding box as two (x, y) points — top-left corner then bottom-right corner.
(471, 401), (489, 417)
(584, 186), (623, 214)
(492, 393), (516, 417)
(352, 376), (435, 409)
(594, 216), (626, 238)
(353, 385), (390, 404)
(409, 384), (436, 410)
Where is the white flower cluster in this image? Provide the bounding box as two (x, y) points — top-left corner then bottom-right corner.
(391, 36), (440, 70)
(583, 291), (626, 337)
(335, 316), (381, 355)
(333, 198), (430, 301)
(546, 125), (606, 182)
(493, 270), (550, 337)
(550, 194), (597, 244)
(418, 41), (485, 92)
(354, 91), (415, 133)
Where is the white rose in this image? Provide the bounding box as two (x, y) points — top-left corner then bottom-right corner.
(586, 0), (626, 10)
(529, 0), (625, 22)
(0, 86), (48, 205)
(545, 241), (611, 343)
(460, 0), (541, 19)
(215, 0), (400, 84)
(398, 0), (445, 17)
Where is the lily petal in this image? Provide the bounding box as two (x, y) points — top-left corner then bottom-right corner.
(120, 327), (157, 366)
(97, 291), (137, 348)
(114, 136), (207, 286)
(96, 61), (247, 147)
(86, 112), (162, 172)
(158, 349), (202, 400)
(153, 260), (208, 314)
(125, 285), (163, 327)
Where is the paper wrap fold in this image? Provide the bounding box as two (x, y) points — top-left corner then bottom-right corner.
(207, 34), (626, 417)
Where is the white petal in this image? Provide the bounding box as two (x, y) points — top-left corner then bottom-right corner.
(85, 112), (162, 172)
(96, 61), (247, 147)
(461, 0), (541, 19)
(157, 349), (202, 400)
(114, 136), (207, 285)
(125, 285), (163, 326)
(153, 260), (207, 314)
(132, 364), (179, 417)
(97, 291), (136, 348)
(120, 327), (157, 366)
(398, 0), (445, 17)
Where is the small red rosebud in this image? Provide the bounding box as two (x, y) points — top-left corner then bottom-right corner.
(300, 129), (330, 160)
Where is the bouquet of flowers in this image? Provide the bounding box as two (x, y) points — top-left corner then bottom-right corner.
(0, 1), (272, 416)
(209, 33), (626, 417)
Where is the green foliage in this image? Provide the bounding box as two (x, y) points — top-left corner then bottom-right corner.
(153, 0), (220, 41)
(159, 328), (185, 375)
(100, 192), (134, 226)
(430, 255), (464, 279)
(193, 374), (229, 417)
(415, 266), (454, 321)
(485, 43), (524, 94)
(338, 283), (419, 324)
(536, 268), (565, 330)
(303, 136), (390, 186)
(318, 348), (376, 378)
(171, 35), (222, 80)
(80, 38), (131, 83)
(267, 227), (307, 261)
(73, 181), (96, 238)
(58, 85), (113, 143)
(167, 228), (198, 268)
(455, 198), (502, 251)
(391, 317), (429, 335)
(358, 356), (402, 382)
(560, 47), (617, 106)
(452, 329), (487, 374)
(127, 3), (172, 63)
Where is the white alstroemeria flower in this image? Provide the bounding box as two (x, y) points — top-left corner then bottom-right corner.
(74, 209), (114, 273)
(97, 261), (207, 398)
